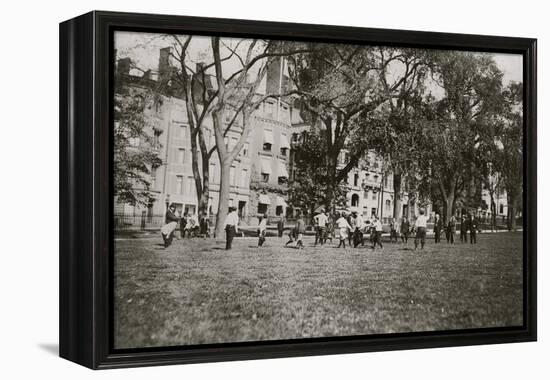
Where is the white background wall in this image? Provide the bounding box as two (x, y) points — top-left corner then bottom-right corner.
(0, 0), (546, 378)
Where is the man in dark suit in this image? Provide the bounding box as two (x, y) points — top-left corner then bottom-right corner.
(460, 216), (468, 243)
(433, 213), (443, 243)
(400, 217), (410, 243)
(469, 215), (478, 244)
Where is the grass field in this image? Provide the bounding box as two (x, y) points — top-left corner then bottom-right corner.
(113, 232), (523, 349)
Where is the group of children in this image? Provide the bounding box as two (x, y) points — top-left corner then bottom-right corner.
(160, 204), (211, 248)
(278, 208), (430, 251)
(162, 204), (478, 251)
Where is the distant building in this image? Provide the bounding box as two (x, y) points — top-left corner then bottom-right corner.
(114, 50), (293, 226)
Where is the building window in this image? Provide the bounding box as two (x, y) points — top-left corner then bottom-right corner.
(260, 157), (272, 182)
(280, 133), (290, 156)
(276, 206), (283, 216)
(187, 177), (194, 195)
(385, 199), (391, 212)
(150, 166), (157, 189)
(265, 101), (275, 119)
(209, 163), (215, 183)
(176, 175), (184, 195)
(175, 124), (186, 139)
(263, 129), (274, 151)
(177, 148), (185, 164)
(229, 167), (236, 186)
(499, 204), (504, 214)
(351, 193), (359, 207)
(153, 130), (161, 149)
(277, 160), (289, 185)
(240, 169), (248, 188)
(371, 208), (377, 217)
(372, 191), (376, 200)
(354, 173), (359, 187)
(242, 142), (249, 157)
(229, 137), (238, 152)
(258, 203), (268, 215)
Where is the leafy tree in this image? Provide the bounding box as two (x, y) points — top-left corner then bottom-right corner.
(287, 45), (424, 212)
(499, 82), (523, 230)
(288, 129), (348, 218)
(113, 83), (163, 207)
(357, 49), (431, 219)
(413, 52), (505, 222)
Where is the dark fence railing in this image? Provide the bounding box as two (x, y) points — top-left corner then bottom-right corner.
(114, 213), (165, 231)
(114, 213), (518, 233)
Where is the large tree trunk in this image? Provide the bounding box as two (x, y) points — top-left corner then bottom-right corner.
(182, 68), (211, 220)
(507, 193), (517, 231)
(324, 142), (339, 213)
(215, 158), (232, 238)
(392, 171), (402, 220)
(438, 177), (457, 223)
(444, 193), (455, 224)
(489, 190), (496, 231)
(197, 130), (211, 218)
(198, 155), (209, 218)
(189, 130), (203, 203)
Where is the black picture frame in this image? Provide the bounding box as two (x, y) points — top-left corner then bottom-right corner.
(59, 10), (537, 369)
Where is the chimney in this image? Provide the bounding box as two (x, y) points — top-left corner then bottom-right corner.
(265, 57), (283, 95)
(158, 47), (173, 82)
(195, 62), (213, 90)
(116, 57), (131, 76)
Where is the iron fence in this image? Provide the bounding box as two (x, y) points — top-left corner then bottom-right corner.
(114, 212), (516, 233)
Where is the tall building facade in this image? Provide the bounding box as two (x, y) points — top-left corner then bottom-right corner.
(115, 50), (294, 225)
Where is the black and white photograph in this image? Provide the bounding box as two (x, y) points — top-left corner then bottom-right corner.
(112, 30), (525, 349)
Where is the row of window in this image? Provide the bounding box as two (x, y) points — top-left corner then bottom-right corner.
(262, 100), (291, 124)
(262, 128), (290, 156)
(175, 175), (196, 196)
(350, 192), (393, 210)
(208, 165), (249, 188)
(348, 171), (396, 189)
(172, 156), (289, 189)
(173, 124), (294, 164)
(174, 124), (251, 159)
(174, 170), (249, 196)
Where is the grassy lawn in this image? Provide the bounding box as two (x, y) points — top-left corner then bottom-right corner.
(113, 232), (523, 349)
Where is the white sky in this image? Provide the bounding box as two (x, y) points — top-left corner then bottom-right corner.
(114, 31), (523, 85)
